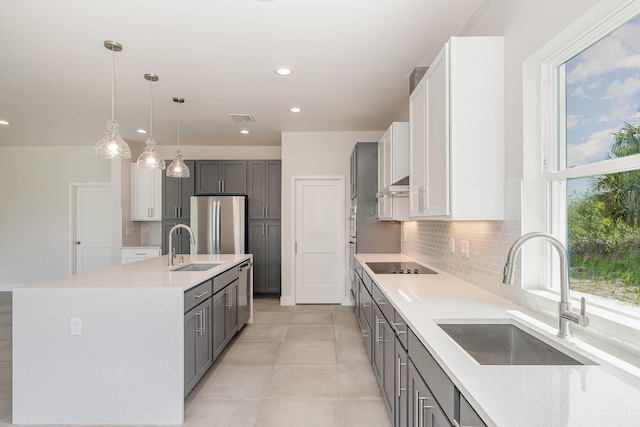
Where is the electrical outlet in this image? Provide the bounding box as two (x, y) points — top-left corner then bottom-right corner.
(449, 237), (455, 253)
(461, 241), (469, 258)
(70, 318), (82, 336)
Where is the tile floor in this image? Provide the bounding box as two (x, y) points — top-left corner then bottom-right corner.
(0, 294), (391, 427)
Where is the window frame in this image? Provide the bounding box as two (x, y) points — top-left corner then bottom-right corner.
(526, 0), (640, 318)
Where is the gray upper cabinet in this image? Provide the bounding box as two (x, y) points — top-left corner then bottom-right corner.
(195, 160), (247, 195)
(163, 160), (195, 220)
(247, 160), (281, 220)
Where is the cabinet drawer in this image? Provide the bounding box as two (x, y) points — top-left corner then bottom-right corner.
(372, 283), (394, 323)
(408, 329), (455, 422)
(393, 312), (408, 350)
(213, 267), (240, 294)
(184, 280), (213, 313)
(363, 271), (373, 294)
(121, 247), (161, 257)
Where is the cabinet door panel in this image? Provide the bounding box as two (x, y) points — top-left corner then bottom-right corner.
(396, 337), (408, 427)
(212, 290), (227, 358)
(249, 222), (267, 294)
(184, 309), (198, 395)
(409, 79), (427, 218)
(424, 47), (450, 217)
(196, 299), (213, 374)
(265, 222), (281, 294)
(382, 320), (395, 413)
(225, 282), (238, 339)
(221, 161), (247, 194)
(248, 161), (266, 219)
(195, 161), (222, 194)
(162, 221), (190, 255)
(265, 161), (281, 219)
(163, 165), (181, 220)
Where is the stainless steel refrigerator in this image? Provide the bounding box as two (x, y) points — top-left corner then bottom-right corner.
(190, 195), (247, 254)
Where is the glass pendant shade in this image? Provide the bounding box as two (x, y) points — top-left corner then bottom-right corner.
(167, 150), (190, 178)
(137, 137), (165, 169)
(96, 40), (131, 160)
(95, 119), (131, 159)
(166, 96), (190, 178)
(136, 73), (165, 169)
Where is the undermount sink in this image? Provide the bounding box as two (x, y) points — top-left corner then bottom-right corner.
(171, 263), (221, 272)
(438, 322), (594, 366)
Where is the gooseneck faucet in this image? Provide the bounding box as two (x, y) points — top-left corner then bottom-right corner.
(503, 232), (589, 338)
(168, 224), (196, 266)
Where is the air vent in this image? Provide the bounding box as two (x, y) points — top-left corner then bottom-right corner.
(229, 114), (255, 123)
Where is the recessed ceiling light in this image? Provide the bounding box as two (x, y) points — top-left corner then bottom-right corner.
(137, 129), (147, 134)
(0, 120), (10, 125)
(240, 130), (250, 135)
(275, 67), (293, 76)
(289, 107), (302, 113)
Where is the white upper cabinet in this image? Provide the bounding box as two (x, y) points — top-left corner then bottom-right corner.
(409, 36), (504, 221)
(131, 164), (162, 221)
(378, 122), (409, 221)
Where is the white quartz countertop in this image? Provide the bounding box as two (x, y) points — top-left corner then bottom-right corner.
(22, 254), (251, 291)
(356, 253), (640, 427)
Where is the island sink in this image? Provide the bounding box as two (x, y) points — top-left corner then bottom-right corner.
(439, 323), (593, 365)
(171, 263), (221, 272)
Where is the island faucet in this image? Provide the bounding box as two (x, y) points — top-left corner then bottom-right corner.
(168, 224), (196, 266)
(502, 232), (589, 338)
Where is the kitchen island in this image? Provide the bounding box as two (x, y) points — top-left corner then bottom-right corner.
(356, 253), (640, 427)
(12, 253), (252, 425)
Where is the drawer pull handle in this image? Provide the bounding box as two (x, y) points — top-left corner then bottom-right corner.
(194, 291), (209, 299)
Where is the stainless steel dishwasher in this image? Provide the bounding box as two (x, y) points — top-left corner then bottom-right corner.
(237, 260), (252, 329)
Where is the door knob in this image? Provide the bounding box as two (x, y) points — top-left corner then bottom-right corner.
(75, 241), (81, 245)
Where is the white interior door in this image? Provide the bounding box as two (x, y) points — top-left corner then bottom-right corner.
(74, 185), (112, 274)
(294, 178), (345, 303)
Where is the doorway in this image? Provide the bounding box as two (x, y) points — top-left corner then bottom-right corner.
(293, 177), (345, 303)
(70, 184), (112, 274)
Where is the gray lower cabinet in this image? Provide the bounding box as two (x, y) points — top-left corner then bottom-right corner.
(395, 336), (408, 427)
(408, 360), (450, 427)
(373, 305), (394, 418)
(162, 220), (191, 255)
(195, 160), (247, 195)
(249, 220), (281, 295)
(184, 297), (212, 397)
(213, 279), (239, 359)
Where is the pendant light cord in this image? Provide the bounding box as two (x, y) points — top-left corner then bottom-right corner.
(177, 101), (181, 149)
(111, 44), (116, 121)
(149, 78), (154, 138)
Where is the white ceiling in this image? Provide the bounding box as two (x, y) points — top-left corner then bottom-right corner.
(0, 0), (483, 148)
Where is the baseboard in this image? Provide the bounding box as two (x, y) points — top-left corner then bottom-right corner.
(280, 295), (295, 306)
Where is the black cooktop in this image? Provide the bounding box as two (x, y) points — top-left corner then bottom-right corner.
(366, 262), (437, 275)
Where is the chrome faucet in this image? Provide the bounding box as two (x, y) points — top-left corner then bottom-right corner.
(168, 224), (196, 267)
(503, 232), (589, 338)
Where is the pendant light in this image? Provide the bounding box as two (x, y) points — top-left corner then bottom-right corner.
(166, 97), (190, 178)
(95, 40), (131, 160)
(136, 73), (165, 169)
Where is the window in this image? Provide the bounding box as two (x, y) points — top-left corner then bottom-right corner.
(544, 10), (640, 310)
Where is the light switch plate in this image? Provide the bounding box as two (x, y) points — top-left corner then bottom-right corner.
(70, 318), (82, 336)
(461, 241), (469, 258)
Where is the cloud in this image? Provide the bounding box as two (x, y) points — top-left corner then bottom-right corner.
(567, 127), (618, 167)
(566, 20), (640, 84)
(571, 86), (591, 99)
(605, 77), (640, 102)
(567, 115), (581, 129)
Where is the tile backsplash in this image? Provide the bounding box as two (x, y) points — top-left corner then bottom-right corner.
(401, 181), (523, 304)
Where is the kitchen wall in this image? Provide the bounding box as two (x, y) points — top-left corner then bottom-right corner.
(280, 131), (384, 305)
(0, 146), (110, 287)
(402, 0), (640, 359)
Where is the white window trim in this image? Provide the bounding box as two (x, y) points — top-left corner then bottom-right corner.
(523, 0), (640, 327)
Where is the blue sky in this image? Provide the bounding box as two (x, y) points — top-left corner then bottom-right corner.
(566, 13), (640, 169)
